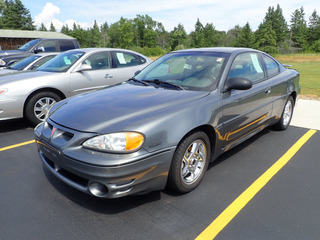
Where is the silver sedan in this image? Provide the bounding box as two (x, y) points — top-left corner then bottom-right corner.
(0, 52), (58, 75)
(0, 48), (152, 125)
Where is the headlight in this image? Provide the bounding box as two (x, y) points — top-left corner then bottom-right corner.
(82, 132), (144, 153)
(0, 59), (6, 66)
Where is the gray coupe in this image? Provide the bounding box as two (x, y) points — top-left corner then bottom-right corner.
(35, 47), (300, 198)
(0, 48), (152, 125)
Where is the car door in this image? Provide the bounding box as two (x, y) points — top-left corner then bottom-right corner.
(111, 51), (147, 81)
(219, 51), (273, 151)
(69, 51), (116, 95)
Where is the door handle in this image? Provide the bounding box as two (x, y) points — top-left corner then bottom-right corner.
(265, 88), (271, 94)
(105, 74), (113, 78)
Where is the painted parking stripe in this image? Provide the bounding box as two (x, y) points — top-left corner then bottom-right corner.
(196, 129), (317, 240)
(0, 140), (35, 152)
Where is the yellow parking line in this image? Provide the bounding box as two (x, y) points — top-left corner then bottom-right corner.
(0, 140), (35, 152)
(196, 129), (317, 240)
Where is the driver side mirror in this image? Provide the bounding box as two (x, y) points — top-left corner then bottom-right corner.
(34, 47), (44, 54)
(75, 63), (92, 72)
(224, 78), (252, 92)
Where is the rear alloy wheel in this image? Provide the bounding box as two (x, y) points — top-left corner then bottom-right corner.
(168, 131), (210, 193)
(25, 92), (61, 126)
(274, 96), (294, 131)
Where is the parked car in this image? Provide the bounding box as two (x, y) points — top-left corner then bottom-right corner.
(0, 48), (152, 125)
(0, 52), (58, 75)
(0, 38), (80, 67)
(35, 47), (300, 199)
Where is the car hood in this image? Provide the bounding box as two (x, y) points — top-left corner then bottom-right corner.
(49, 83), (210, 133)
(0, 69), (19, 75)
(0, 70), (57, 84)
(0, 50), (24, 57)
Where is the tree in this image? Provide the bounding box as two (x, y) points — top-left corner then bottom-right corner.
(38, 23), (47, 31)
(255, 21), (278, 54)
(170, 23), (188, 50)
(50, 22), (56, 32)
(68, 23), (90, 47)
(155, 22), (170, 49)
(109, 17), (134, 48)
(100, 22), (109, 47)
(203, 23), (219, 47)
(225, 25), (242, 47)
(2, 0), (35, 30)
(234, 23), (255, 48)
(0, 0), (5, 28)
(133, 15), (158, 48)
(89, 20), (101, 47)
(258, 5), (288, 48)
(290, 7), (308, 50)
(308, 10), (320, 47)
(61, 24), (70, 35)
(190, 18), (205, 48)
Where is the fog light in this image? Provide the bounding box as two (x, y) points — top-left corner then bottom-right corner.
(88, 182), (108, 198)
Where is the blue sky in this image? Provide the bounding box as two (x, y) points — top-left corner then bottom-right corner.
(22, 0), (318, 32)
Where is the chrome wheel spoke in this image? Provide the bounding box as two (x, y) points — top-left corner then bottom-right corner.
(180, 140), (207, 185)
(283, 101), (292, 126)
(34, 97), (56, 121)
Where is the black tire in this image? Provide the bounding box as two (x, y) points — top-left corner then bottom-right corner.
(25, 91), (61, 126)
(273, 96), (294, 131)
(167, 131), (211, 193)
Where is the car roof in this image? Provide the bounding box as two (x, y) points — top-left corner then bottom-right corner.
(173, 47), (260, 54)
(65, 48), (142, 53)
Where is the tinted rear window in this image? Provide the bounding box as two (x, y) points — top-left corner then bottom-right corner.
(59, 40), (76, 51)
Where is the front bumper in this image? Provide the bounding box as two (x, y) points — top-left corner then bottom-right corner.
(0, 96), (23, 121)
(35, 122), (175, 198)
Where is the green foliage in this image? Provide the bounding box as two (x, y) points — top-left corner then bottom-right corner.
(290, 7), (308, 50)
(38, 23), (47, 31)
(256, 21), (278, 54)
(234, 23), (255, 48)
(311, 40), (320, 52)
(49, 22), (56, 32)
(0, 2), (319, 57)
(170, 24), (188, 50)
(1, 0), (35, 30)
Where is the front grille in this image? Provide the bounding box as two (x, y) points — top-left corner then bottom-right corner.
(42, 152), (89, 187)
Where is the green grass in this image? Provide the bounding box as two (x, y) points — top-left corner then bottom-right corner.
(276, 54), (320, 99)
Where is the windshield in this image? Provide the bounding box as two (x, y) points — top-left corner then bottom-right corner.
(18, 39), (41, 51)
(36, 51), (85, 73)
(135, 51), (229, 91)
(9, 55), (41, 70)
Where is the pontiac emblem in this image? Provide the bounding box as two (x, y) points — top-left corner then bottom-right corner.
(51, 127), (56, 138)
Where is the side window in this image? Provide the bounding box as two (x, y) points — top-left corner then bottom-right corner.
(30, 55), (56, 70)
(114, 52), (142, 68)
(262, 54), (280, 77)
(82, 52), (111, 70)
(228, 52), (265, 83)
(59, 40), (76, 51)
(37, 40), (57, 52)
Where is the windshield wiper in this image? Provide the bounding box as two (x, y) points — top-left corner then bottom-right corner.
(145, 79), (184, 90)
(127, 77), (150, 86)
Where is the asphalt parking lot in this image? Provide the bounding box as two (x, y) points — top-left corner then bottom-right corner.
(1, 112), (319, 239)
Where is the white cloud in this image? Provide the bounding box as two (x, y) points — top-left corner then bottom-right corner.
(34, 2), (60, 28)
(32, 0), (319, 33)
(34, 2), (89, 31)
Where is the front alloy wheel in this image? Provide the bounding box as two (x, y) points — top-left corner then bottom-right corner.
(168, 131), (210, 193)
(34, 97), (57, 121)
(181, 139), (207, 185)
(25, 91), (61, 126)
